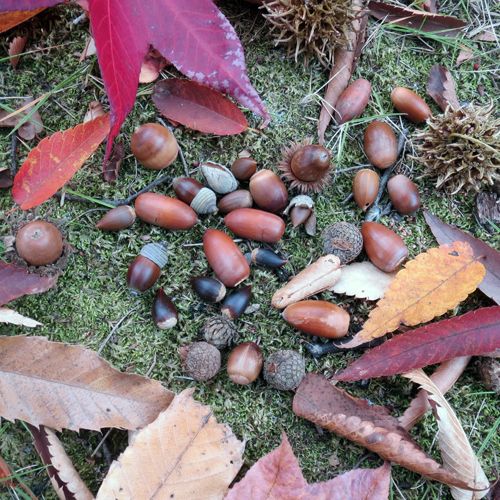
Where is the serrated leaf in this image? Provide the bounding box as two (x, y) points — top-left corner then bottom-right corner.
(153, 79), (248, 135)
(336, 307), (500, 381)
(96, 389), (244, 499)
(226, 432), (391, 500)
(293, 373), (473, 489)
(343, 242), (486, 348)
(0, 336), (174, 431)
(331, 262), (396, 301)
(12, 114), (110, 209)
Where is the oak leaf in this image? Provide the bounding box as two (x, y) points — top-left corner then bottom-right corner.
(342, 242), (486, 348)
(293, 373), (473, 489)
(0, 336), (174, 431)
(226, 432), (391, 500)
(12, 114), (110, 209)
(96, 389), (244, 499)
(336, 307), (500, 381)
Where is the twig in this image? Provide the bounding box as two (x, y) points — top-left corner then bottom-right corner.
(90, 428), (113, 458)
(10, 134), (18, 177)
(98, 309), (137, 355)
(178, 144), (190, 177)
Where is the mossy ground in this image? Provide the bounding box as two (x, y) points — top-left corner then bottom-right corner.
(0, 1), (498, 498)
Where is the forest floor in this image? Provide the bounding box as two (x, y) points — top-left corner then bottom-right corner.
(0, 1), (499, 499)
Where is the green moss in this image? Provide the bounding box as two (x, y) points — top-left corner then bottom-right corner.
(0, 2), (498, 499)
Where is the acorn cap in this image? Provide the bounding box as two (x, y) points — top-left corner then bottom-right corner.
(263, 350), (305, 391)
(201, 315), (237, 349)
(322, 222), (363, 265)
(179, 342), (221, 382)
(139, 242), (168, 269)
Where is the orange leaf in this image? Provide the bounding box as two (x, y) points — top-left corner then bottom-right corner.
(12, 114), (110, 210)
(343, 242), (485, 348)
(0, 9), (44, 34)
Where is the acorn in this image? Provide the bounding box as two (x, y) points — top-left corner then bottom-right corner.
(96, 205), (136, 231)
(200, 162), (238, 194)
(179, 342), (221, 381)
(283, 300), (350, 339)
(283, 195), (316, 234)
(203, 229), (250, 287)
(352, 169), (380, 211)
(391, 87), (431, 123)
(16, 221), (63, 266)
(127, 242), (168, 293)
(221, 285), (251, 319)
(278, 139), (331, 193)
(263, 350), (305, 391)
(364, 121), (398, 169)
(231, 154), (257, 181)
(227, 342), (263, 385)
(245, 248), (287, 269)
(387, 174), (421, 215)
(335, 79), (372, 125)
(152, 289), (178, 329)
(249, 170), (288, 213)
(131, 123), (178, 170)
(191, 276), (226, 303)
(322, 222), (363, 265)
(224, 208), (285, 243)
(172, 177), (217, 215)
(218, 190), (253, 214)
(135, 193), (198, 230)
(361, 221), (408, 273)
(201, 315), (237, 349)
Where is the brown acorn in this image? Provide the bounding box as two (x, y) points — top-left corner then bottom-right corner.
(218, 190), (253, 214)
(127, 242), (168, 293)
(180, 342), (220, 381)
(387, 174), (421, 215)
(227, 342), (263, 385)
(278, 139), (331, 193)
(152, 289), (178, 329)
(16, 220), (63, 266)
(201, 315), (237, 349)
(391, 87), (431, 123)
(283, 300), (350, 339)
(191, 276), (226, 303)
(131, 123), (178, 170)
(335, 79), (372, 124)
(249, 170), (288, 212)
(361, 221), (408, 273)
(352, 169), (380, 211)
(135, 193), (198, 230)
(221, 285), (252, 319)
(203, 229), (250, 287)
(224, 208), (285, 243)
(231, 155), (257, 181)
(96, 205), (136, 231)
(263, 350), (305, 391)
(364, 121), (398, 169)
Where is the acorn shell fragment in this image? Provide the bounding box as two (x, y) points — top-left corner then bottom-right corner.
(200, 161), (238, 194)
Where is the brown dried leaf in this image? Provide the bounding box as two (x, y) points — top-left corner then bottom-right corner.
(8, 35), (27, 69)
(0, 97), (44, 140)
(427, 64), (460, 112)
(139, 48), (168, 84)
(0, 307), (41, 327)
(0, 336), (174, 431)
(29, 425), (93, 500)
(293, 373), (473, 489)
(79, 36), (96, 61)
(456, 46), (474, 66)
(475, 192), (500, 233)
(474, 31), (496, 42)
(103, 140), (124, 182)
(96, 389), (244, 499)
(83, 101), (105, 123)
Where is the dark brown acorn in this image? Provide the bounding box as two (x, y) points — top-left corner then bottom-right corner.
(152, 289), (178, 329)
(245, 248), (287, 268)
(127, 242), (168, 293)
(352, 169), (380, 211)
(221, 285), (251, 319)
(335, 79), (372, 124)
(364, 121), (398, 169)
(391, 87), (431, 123)
(361, 222), (408, 273)
(180, 342), (220, 381)
(131, 123), (178, 170)
(263, 350), (305, 391)
(227, 342), (263, 385)
(249, 170), (288, 212)
(279, 139), (331, 193)
(191, 276), (226, 303)
(387, 174), (421, 215)
(224, 208), (285, 243)
(218, 190), (253, 214)
(231, 155), (257, 180)
(15, 221), (63, 266)
(96, 205), (136, 231)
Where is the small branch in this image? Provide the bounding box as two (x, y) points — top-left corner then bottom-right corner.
(10, 134), (18, 177)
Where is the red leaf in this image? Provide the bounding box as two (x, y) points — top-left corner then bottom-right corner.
(153, 79), (248, 135)
(426, 65), (460, 111)
(12, 114), (110, 209)
(0, 260), (57, 306)
(226, 432), (391, 500)
(335, 307), (500, 381)
(424, 210), (500, 304)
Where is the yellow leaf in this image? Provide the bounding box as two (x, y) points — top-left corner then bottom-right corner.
(344, 242), (485, 348)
